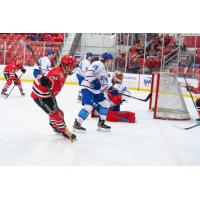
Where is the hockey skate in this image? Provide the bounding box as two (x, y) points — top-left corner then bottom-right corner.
(97, 118), (111, 132)
(73, 119), (86, 133)
(196, 117), (200, 122)
(20, 90), (25, 96)
(50, 123), (60, 134)
(1, 90), (8, 98)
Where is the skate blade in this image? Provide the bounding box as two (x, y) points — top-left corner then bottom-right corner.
(97, 127), (111, 132)
(2, 94), (8, 98)
(73, 128), (86, 134)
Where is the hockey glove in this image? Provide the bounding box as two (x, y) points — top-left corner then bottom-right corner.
(21, 68), (26, 74)
(91, 79), (101, 90)
(186, 85), (193, 92)
(108, 86), (119, 96)
(14, 80), (18, 85)
(40, 76), (52, 87)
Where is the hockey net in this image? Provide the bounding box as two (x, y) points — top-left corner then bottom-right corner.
(149, 72), (190, 120)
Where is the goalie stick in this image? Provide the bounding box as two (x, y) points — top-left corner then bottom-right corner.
(173, 123), (200, 130)
(120, 92), (152, 102)
(108, 87), (152, 102)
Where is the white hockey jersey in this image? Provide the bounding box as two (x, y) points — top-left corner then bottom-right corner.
(81, 61), (108, 94)
(34, 56), (51, 74)
(76, 59), (91, 77)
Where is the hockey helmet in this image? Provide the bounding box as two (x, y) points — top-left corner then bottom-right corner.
(61, 55), (76, 67)
(47, 49), (55, 56)
(100, 52), (113, 60)
(113, 71), (124, 83)
(86, 52), (93, 58)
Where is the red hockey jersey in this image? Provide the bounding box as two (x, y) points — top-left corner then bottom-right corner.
(4, 61), (24, 78)
(31, 65), (68, 99)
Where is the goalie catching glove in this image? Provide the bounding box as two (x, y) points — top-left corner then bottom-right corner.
(186, 85), (194, 92)
(21, 68), (26, 74)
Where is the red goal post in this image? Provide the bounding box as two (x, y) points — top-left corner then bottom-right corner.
(149, 72), (191, 120)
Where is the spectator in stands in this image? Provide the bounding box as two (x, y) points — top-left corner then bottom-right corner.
(27, 34), (33, 40)
(180, 55), (200, 73)
(130, 53), (140, 73)
(147, 44), (158, 58)
(34, 33), (40, 41)
(180, 36), (186, 51)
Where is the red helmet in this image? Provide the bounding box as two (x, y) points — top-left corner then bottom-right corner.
(61, 55), (76, 67)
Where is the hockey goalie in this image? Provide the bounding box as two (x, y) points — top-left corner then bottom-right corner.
(91, 71), (135, 123)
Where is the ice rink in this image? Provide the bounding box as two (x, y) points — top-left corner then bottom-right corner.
(0, 81), (200, 165)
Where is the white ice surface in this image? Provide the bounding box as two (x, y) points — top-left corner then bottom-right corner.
(0, 81), (200, 165)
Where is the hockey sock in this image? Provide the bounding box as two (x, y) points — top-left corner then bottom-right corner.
(49, 118), (57, 128)
(99, 106), (109, 121)
(49, 110), (66, 132)
(77, 105), (93, 124)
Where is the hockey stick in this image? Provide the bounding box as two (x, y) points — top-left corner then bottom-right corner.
(173, 123), (200, 130)
(20, 40), (76, 141)
(5, 73), (23, 98)
(183, 74), (197, 109)
(46, 86), (76, 142)
(120, 92), (152, 102)
(20, 39), (40, 66)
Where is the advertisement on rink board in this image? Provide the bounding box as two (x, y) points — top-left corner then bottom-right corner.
(0, 65), (198, 91)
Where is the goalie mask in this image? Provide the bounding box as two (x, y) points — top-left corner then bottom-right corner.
(113, 71), (124, 83)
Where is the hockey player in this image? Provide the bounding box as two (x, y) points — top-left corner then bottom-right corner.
(33, 49), (55, 78)
(1, 56), (26, 96)
(91, 71), (135, 123)
(76, 52), (93, 101)
(73, 52), (113, 133)
(31, 55), (77, 141)
(186, 76), (200, 121)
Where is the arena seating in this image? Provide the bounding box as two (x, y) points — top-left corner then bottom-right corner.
(116, 34), (179, 73)
(0, 33), (64, 66)
(169, 66), (200, 77)
(170, 48), (200, 76)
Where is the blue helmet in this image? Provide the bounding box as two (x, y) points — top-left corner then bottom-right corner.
(100, 52), (113, 60)
(47, 49), (55, 56)
(86, 52), (93, 58)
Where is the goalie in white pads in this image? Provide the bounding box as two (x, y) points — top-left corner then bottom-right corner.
(73, 52), (113, 132)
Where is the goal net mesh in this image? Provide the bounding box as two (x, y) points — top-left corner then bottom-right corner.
(150, 72), (190, 120)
